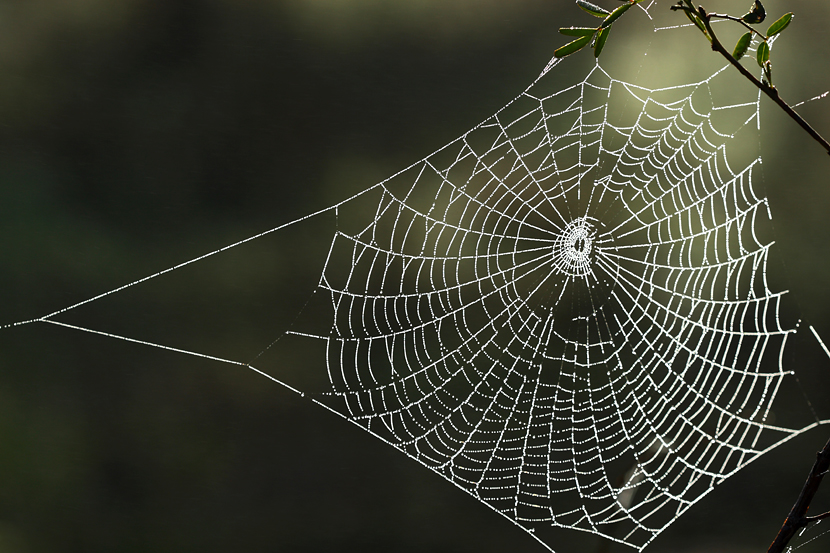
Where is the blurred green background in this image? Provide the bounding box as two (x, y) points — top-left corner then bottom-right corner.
(1, 0), (829, 552)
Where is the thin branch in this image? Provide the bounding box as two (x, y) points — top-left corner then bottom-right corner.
(707, 12), (765, 38)
(694, 6), (830, 156)
(767, 436), (830, 553)
(804, 510), (830, 524)
(670, 3), (830, 156)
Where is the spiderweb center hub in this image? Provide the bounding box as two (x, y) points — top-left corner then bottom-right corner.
(553, 217), (596, 278)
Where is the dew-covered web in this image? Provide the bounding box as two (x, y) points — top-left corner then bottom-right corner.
(302, 61), (813, 550)
(8, 2), (830, 552)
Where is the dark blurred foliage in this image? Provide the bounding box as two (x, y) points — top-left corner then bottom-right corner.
(0, 1), (829, 552)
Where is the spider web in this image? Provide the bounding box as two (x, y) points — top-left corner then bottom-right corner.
(296, 61), (815, 550)
(7, 3), (830, 552)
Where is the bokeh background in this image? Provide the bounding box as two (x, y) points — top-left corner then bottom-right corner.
(1, 0), (830, 552)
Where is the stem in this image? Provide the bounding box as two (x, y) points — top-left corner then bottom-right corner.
(804, 510), (830, 524)
(707, 12), (766, 39)
(675, 3), (830, 156)
(767, 435), (830, 553)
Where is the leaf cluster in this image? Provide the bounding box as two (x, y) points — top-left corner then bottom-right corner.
(747, 10), (793, 86)
(555, 0), (793, 83)
(554, 0), (644, 59)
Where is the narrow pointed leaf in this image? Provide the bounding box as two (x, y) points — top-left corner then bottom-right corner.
(594, 26), (612, 57)
(733, 32), (752, 60)
(756, 40), (770, 67)
(767, 12), (793, 36)
(555, 34), (593, 58)
(559, 27), (598, 37)
(600, 2), (632, 28)
(683, 9), (707, 34)
(577, 0), (610, 18)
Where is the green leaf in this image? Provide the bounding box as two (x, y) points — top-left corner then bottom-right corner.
(741, 0), (766, 24)
(577, 0), (610, 18)
(554, 34), (593, 58)
(733, 32), (752, 60)
(600, 2), (632, 28)
(683, 9), (707, 34)
(594, 26), (612, 57)
(756, 40), (770, 67)
(767, 12), (793, 36)
(559, 27), (598, 37)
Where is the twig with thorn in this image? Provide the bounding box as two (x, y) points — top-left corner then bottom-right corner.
(767, 436), (830, 553)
